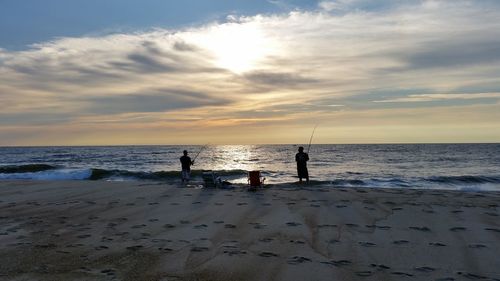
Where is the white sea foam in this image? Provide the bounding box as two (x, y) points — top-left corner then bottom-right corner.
(0, 169), (92, 180)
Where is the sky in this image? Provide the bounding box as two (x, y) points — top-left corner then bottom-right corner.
(1, 0), (500, 145)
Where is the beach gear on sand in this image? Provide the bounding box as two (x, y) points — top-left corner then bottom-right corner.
(248, 170), (265, 191)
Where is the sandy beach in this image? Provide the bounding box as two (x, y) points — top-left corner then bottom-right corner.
(0, 180), (499, 281)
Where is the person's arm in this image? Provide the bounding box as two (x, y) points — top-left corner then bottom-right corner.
(306, 154), (309, 161)
(295, 154), (299, 162)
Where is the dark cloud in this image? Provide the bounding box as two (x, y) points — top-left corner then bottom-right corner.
(0, 112), (75, 125)
(125, 53), (178, 73)
(399, 39), (500, 70)
(243, 71), (318, 87)
(84, 89), (230, 115)
(173, 41), (198, 52)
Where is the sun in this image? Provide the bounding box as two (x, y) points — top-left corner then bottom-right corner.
(186, 21), (278, 73)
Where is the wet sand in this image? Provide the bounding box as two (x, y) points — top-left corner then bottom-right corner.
(0, 180), (499, 281)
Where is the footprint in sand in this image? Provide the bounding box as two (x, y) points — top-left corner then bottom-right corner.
(310, 204), (321, 208)
(422, 209), (435, 214)
(170, 203), (179, 206)
(318, 224), (337, 228)
(450, 227), (467, 232)
(259, 252), (279, 258)
(366, 224), (390, 230)
(328, 239), (340, 244)
(237, 202), (248, 206)
(126, 245), (143, 251)
(262, 203), (272, 206)
(409, 226), (431, 232)
(393, 240), (410, 245)
(484, 212), (498, 217)
(391, 272), (414, 277)
(148, 219), (159, 222)
(225, 224), (237, 229)
(214, 203), (224, 206)
(95, 245), (109, 250)
(346, 223), (359, 228)
(77, 234), (91, 238)
(371, 264), (391, 270)
(194, 224), (208, 229)
(192, 201), (201, 204)
(179, 220), (190, 224)
(191, 246), (209, 252)
(485, 228), (500, 233)
(457, 272), (489, 279)
(414, 266), (436, 273)
(286, 222), (302, 227)
(321, 259), (352, 267)
(377, 225), (391, 230)
(148, 202), (159, 205)
(287, 256), (312, 264)
(336, 205), (347, 208)
(253, 223), (267, 229)
(468, 244), (487, 249)
(429, 242), (447, 247)
(224, 250), (247, 256)
(290, 240), (306, 244)
(101, 269), (116, 276)
(451, 210), (463, 213)
(359, 242), (377, 247)
(434, 278), (455, 281)
(131, 224), (147, 229)
(158, 247), (173, 253)
(355, 271), (373, 277)
(163, 224), (176, 228)
(259, 238), (274, 243)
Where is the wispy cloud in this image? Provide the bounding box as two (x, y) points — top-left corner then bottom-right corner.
(374, 93), (500, 103)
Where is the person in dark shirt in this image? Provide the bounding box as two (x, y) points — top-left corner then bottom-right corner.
(295, 146), (309, 183)
(180, 150), (194, 183)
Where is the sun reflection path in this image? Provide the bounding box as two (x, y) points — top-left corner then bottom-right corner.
(209, 145), (259, 172)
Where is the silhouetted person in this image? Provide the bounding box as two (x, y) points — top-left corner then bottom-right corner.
(295, 146), (309, 183)
(180, 150), (194, 183)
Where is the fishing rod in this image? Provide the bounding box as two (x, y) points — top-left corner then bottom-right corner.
(307, 124), (318, 154)
(192, 144), (209, 163)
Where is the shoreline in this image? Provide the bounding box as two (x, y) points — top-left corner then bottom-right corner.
(1, 180), (500, 280)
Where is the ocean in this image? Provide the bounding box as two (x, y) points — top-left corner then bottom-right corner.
(1, 144), (499, 191)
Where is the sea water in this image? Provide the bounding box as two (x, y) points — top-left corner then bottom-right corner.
(1, 144), (499, 191)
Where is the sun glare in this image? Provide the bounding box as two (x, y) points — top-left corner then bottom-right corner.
(187, 22), (277, 73)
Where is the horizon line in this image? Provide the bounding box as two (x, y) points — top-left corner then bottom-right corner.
(1, 142), (499, 148)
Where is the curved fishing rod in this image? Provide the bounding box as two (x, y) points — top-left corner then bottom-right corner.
(192, 144), (209, 163)
(307, 125), (318, 154)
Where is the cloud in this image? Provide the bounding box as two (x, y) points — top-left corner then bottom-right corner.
(84, 89), (230, 115)
(374, 93), (500, 103)
(1, 0), (500, 144)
